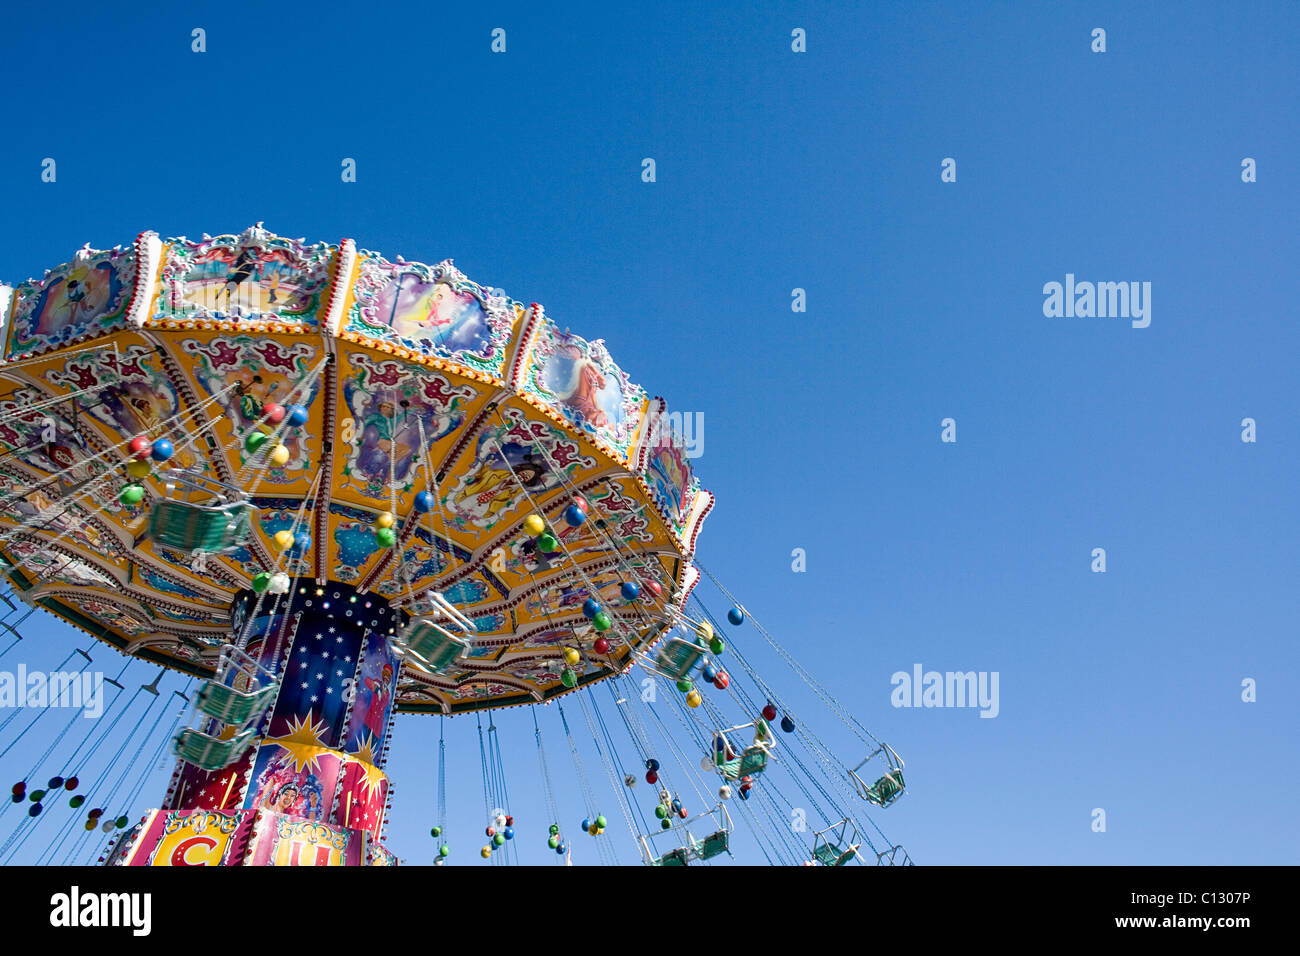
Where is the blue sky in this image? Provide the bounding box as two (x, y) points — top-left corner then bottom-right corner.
(0, 0), (1296, 865)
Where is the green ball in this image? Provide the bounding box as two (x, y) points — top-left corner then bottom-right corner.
(676, 678), (692, 693)
(655, 805), (667, 819)
(661, 818), (672, 830)
(439, 845), (450, 857)
(30, 790), (45, 802)
(69, 795), (84, 809)
(493, 833), (505, 846)
(430, 826), (441, 838)
(592, 611), (611, 631)
(595, 815), (607, 829)
(709, 637), (725, 655)
(252, 572), (270, 594)
(548, 835), (559, 849)
(560, 668), (577, 688)
(244, 431), (269, 453)
(536, 532), (558, 553)
(119, 485), (144, 506)
(549, 823), (559, 836)
(115, 815), (129, 829)
(375, 527), (396, 547)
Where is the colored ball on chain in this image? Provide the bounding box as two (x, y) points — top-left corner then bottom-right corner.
(560, 668), (577, 688)
(48, 777), (63, 790)
(84, 819), (96, 831)
(69, 795), (85, 809)
(548, 835), (559, 849)
(563, 647), (580, 666)
(781, 715), (796, 733)
(709, 637), (725, 656)
(287, 532), (311, 557)
(670, 798), (682, 814)
(88, 808), (103, 818)
(414, 490), (435, 512)
(728, 607), (744, 626)
(504, 827), (514, 840)
(645, 770), (658, 785)
(430, 826), (441, 837)
(252, 572), (270, 594)
(593, 637), (610, 655)
(549, 823), (560, 836)
(287, 404), (309, 427)
(702, 663), (718, 682)
(620, 582), (639, 601)
(719, 785), (733, 800)
(64, 776), (77, 790)
(582, 598), (601, 619)
(494, 813), (507, 828)
(128, 435), (152, 459)
(646, 758), (660, 772)
(244, 431), (268, 453)
(756, 719), (769, 738)
(376, 511), (395, 529)
(563, 505), (586, 527)
(646, 580), (662, 597)
(571, 494), (588, 513)
(678, 807), (688, 819)
(115, 815), (129, 829)
(624, 774), (636, 788)
(654, 805), (667, 819)
(481, 846), (491, 859)
(592, 611), (611, 632)
(102, 819), (115, 832)
(738, 787), (750, 801)
(536, 532), (558, 553)
(661, 818), (672, 830)
(269, 444), (290, 467)
(686, 690), (702, 708)
(11, 782), (23, 798)
(30, 790), (45, 802)
(263, 403), (286, 424)
(269, 572), (290, 594)
(581, 818), (590, 832)
(151, 439), (175, 462)
(762, 702), (778, 721)
(12, 792), (25, 804)
(522, 514), (546, 537)
(714, 671), (729, 690)
(587, 824), (598, 836)
(556, 843), (566, 855)
(676, 678), (692, 692)
(486, 826), (495, 837)
(493, 833), (505, 847)
(595, 815), (607, 829)
(374, 527), (396, 547)
(439, 845), (450, 857)
(273, 530), (295, 550)
(29, 804), (41, 817)
(126, 459), (151, 480)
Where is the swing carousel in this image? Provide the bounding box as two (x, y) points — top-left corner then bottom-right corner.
(0, 225), (912, 867)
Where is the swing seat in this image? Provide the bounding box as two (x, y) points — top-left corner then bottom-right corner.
(195, 680), (277, 725)
(698, 829), (729, 860)
(862, 770), (905, 807)
(398, 617), (469, 673)
(655, 848), (689, 867)
(654, 637), (704, 680)
(148, 498), (254, 554)
(172, 727), (256, 772)
(813, 842), (857, 866)
(718, 744), (769, 780)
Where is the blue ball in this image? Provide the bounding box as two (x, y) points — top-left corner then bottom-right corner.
(702, 663), (718, 682)
(287, 533), (312, 557)
(728, 607), (744, 626)
(504, 827), (514, 840)
(582, 598), (601, 619)
(581, 818), (590, 832)
(780, 715), (796, 733)
(645, 758), (659, 772)
(150, 439), (175, 462)
(670, 799), (682, 814)
(556, 843), (566, 855)
(620, 581), (639, 601)
(287, 404), (309, 427)
(414, 491), (435, 513)
(563, 505), (587, 527)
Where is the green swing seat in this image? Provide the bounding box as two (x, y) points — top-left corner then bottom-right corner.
(654, 637), (705, 680)
(717, 744), (770, 780)
(697, 829), (729, 860)
(196, 680), (278, 725)
(148, 497), (254, 553)
(813, 842), (858, 866)
(863, 770), (905, 808)
(656, 848), (689, 867)
(399, 618), (470, 673)
(172, 727), (256, 772)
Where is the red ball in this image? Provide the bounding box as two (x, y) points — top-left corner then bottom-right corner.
(714, 672), (729, 690)
(263, 403), (286, 423)
(762, 703), (778, 721)
(593, 637), (610, 655)
(128, 435), (152, 459)
(740, 782), (753, 792)
(646, 581), (662, 597)
(678, 808), (688, 818)
(571, 495), (588, 512)
(645, 770), (658, 785)
(485, 826), (495, 837)
(505, 815), (513, 827)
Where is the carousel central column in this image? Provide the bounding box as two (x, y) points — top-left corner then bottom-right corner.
(118, 580), (405, 866)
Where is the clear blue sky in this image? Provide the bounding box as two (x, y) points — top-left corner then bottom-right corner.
(0, 1), (1296, 865)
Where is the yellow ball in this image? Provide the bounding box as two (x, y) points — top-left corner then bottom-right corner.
(480, 846), (491, 859)
(270, 444), (290, 467)
(273, 530), (295, 550)
(563, 648), (580, 666)
(376, 511), (395, 529)
(588, 824), (598, 836)
(686, 690), (702, 708)
(696, 621), (713, 642)
(523, 514), (546, 537)
(126, 460), (151, 480)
